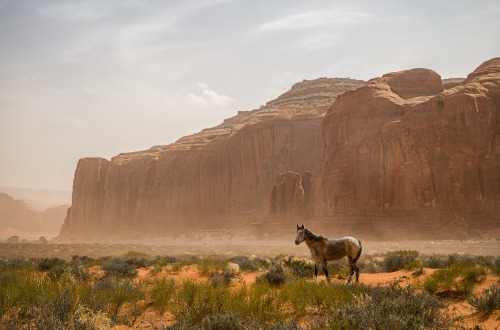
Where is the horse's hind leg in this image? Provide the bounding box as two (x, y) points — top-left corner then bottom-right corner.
(347, 257), (355, 283)
(347, 265), (355, 283)
(355, 265), (360, 282)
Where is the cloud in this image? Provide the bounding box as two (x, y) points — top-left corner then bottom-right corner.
(254, 7), (374, 33)
(185, 83), (234, 108)
(36, 0), (112, 21)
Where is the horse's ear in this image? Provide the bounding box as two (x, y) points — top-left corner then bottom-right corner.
(296, 224), (300, 230)
(300, 224), (304, 229)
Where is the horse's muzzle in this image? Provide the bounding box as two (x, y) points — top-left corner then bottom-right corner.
(294, 240), (299, 245)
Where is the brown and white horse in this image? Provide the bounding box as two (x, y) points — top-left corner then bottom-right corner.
(295, 224), (362, 283)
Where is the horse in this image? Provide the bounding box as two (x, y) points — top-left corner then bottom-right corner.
(294, 224), (362, 283)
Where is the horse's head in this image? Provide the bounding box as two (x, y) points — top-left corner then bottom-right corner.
(295, 224), (305, 245)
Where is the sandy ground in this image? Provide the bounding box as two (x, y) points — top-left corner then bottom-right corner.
(119, 264), (500, 330)
(0, 238), (499, 260)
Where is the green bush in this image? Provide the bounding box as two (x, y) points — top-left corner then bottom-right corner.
(228, 256), (268, 272)
(278, 256), (315, 279)
(0, 258), (35, 270)
(357, 256), (384, 273)
(122, 251), (151, 259)
(37, 258), (66, 271)
(280, 280), (363, 316)
(383, 253), (416, 272)
(467, 285), (500, 314)
(197, 258), (228, 275)
(256, 264), (287, 286)
(422, 261), (487, 295)
(387, 250), (420, 258)
(101, 259), (139, 278)
(172, 279), (231, 325)
(146, 277), (176, 314)
(82, 277), (145, 321)
(327, 283), (453, 329)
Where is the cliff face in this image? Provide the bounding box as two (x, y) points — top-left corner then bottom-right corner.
(308, 58), (500, 237)
(59, 78), (363, 238)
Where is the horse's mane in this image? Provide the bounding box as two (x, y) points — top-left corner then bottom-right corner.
(304, 228), (326, 242)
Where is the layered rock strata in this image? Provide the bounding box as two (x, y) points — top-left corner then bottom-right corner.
(59, 78), (363, 238)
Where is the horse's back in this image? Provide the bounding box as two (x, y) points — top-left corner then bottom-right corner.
(340, 236), (361, 247)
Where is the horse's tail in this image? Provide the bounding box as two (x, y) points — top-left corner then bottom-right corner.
(353, 239), (362, 264)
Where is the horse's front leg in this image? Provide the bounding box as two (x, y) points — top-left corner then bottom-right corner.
(314, 261), (319, 283)
(321, 259), (329, 282)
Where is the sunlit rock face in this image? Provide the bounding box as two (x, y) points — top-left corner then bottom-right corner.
(59, 78), (363, 238)
(310, 58), (500, 237)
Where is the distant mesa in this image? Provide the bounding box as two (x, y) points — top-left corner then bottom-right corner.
(0, 192), (41, 234)
(58, 57), (500, 240)
(0, 192), (69, 239)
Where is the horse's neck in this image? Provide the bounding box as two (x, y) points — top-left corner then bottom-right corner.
(305, 235), (325, 248)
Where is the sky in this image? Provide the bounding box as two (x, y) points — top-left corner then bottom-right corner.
(0, 0), (499, 191)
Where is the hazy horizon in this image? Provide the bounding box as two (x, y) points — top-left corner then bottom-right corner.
(1, 0), (499, 191)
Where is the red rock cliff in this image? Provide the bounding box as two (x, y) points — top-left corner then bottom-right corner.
(59, 78), (363, 238)
(309, 58), (500, 237)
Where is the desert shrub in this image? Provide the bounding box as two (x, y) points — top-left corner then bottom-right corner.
(70, 255), (99, 268)
(37, 257), (66, 271)
(101, 259), (139, 278)
(209, 268), (238, 287)
(256, 263), (287, 286)
(147, 277), (176, 314)
(357, 256), (383, 273)
(228, 256), (268, 272)
(149, 265), (163, 276)
(387, 250), (420, 258)
(200, 313), (263, 330)
(422, 261), (487, 295)
(280, 280), (363, 316)
(152, 255), (178, 267)
(327, 283), (453, 329)
(197, 258), (228, 275)
(383, 253), (416, 272)
(122, 250), (151, 259)
(5, 235), (19, 243)
(234, 282), (285, 323)
(72, 305), (113, 329)
(279, 256), (315, 279)
(83, 277), (145, 321)
(426, 254), (452, 269)
(170, 258), (199, 272)
(467, 285), (500, 314)
(172, 279), (231, 325)
(0, 258), (35, 270)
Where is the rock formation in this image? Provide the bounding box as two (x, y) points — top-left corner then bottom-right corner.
(59, 78), (363, 238)
(267, 171), (312, 220)
(0, 193), (41, 233)
(41, 205), (70, 235)
(309, 58), (500, 238)
(59, 58), (500, 240)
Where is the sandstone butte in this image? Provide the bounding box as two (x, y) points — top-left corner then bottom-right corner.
(267, 58), (500, 239)
(58, 78), (364, 239)
(59, 58), (500, 240)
